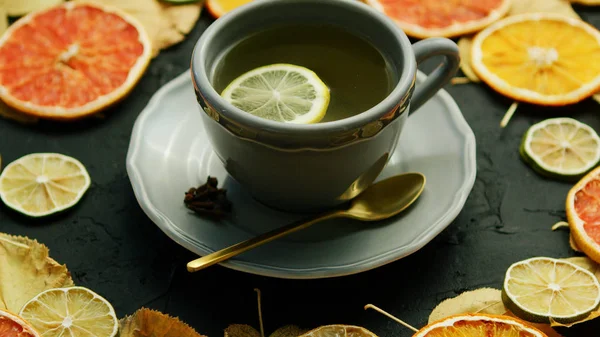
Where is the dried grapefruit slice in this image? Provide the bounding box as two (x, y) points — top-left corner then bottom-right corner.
(567, 166), (600, 264)
(471, 13), (600, 106)
(414, 313), (547, 337)
(0, 2), (151, 120)
(364, 0), (511, 39)
(0, 309), (40, 337)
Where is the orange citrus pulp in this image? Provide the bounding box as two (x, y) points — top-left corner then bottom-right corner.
(0, 2), (151, 120)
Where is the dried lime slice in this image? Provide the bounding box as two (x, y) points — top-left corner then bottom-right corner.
(221, 63), (330, 124)
(0, 153), (91, 217)
(502, 257), (600, 324)
(520, 118), (600, 180)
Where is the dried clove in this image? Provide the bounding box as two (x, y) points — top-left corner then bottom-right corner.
(184, 176), (232, 218)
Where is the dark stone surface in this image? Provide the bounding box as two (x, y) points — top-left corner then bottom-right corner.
(1, 5), (600, 337)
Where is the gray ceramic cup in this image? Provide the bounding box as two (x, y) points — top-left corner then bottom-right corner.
(191, 0), (460, 212)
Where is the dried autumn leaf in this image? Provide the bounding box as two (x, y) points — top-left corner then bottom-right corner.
(75, 0), (203, 57)
(428, 288), (506, 323)
(563, 256), (600, 280)
(119, 307), (207, 337)
(551, 222), (583, 252)
(509, 0), (580, 18)
(0, 232), (73, 313)
(160, 2), (203, 36)
(0, 8), (7, 35)
(504, 311), (565, 337)
(225, 325), (261, 337)
(2, 0), (65, 17)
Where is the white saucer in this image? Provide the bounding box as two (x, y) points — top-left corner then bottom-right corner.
(126, 70), (477, 279)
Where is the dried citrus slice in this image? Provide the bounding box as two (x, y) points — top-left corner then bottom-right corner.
(567, 165), (600, 264)
(0, 153), (91, 217)
(300, 325), (377, 337)
(414, 313), (547, 337)
(19, 287), (118, 337)
(471, 13), (600, 106)
(221, 64), (330, 124)
(0, 2), (151, 120)
(520, 118), (600, 181)
(0, 308), (41, 337)
(502, 257), (600, 324)
(364, 0), (511, 39)
(206, 0), (253, 18)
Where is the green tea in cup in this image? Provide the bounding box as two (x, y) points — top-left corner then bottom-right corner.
(211, 24), (395, 123)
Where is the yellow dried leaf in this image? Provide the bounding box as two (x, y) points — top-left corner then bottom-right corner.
(509, 0), (580, 18)
(457, 36), (480, 83)
(76, 0), (202, 57)
(2, 0), (65, 17)
(563, 256), (600, 280)
(119, 308), (207, 337)
(504, 311), (565, 337)
(0, 232), (73, 313)
(161, 2), (203, 36)
(0, 8), (7, 35)
(269, 325), (307, 337)
(428, 288), (506, 324)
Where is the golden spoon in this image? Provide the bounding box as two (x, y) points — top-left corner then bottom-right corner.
(187, 172), (426, 273)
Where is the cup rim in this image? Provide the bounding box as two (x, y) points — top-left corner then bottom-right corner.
(191, 0), (417, 135)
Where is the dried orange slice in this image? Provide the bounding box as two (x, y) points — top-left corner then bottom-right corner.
(414, 313), (547, 337)
(206, 0), (253, 18)
(471, 13), (600, 106)
(0, 2), (152, 120)
(364, 0), (511, 39)
(567, 166), (600, 264)
(0, 309), (40, 337)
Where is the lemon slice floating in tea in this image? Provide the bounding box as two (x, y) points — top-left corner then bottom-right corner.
(502, 257), (600, 324)
(221, 63), (330, 124)
(19, 287), (118, 337)
(0, 153), (91, 217)
(520, 118), (600, 181)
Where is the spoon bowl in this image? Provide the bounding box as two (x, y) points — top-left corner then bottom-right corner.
(346, 172), (426, 221)
(187, 172), (426, 272)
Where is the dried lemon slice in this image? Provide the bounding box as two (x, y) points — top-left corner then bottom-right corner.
(20, 287), (118, 337)
(0, 153), (91, 217)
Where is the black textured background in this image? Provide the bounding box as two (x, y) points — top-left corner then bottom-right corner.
(2, 5), (600, 337)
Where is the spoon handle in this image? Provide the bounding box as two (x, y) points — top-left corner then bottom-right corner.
(186, 211), (343, 272)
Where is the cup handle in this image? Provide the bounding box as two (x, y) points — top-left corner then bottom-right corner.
(410, 37), (460, 113)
